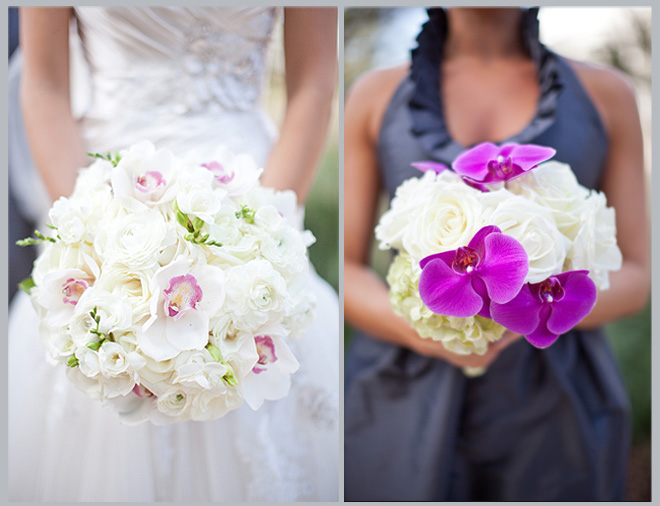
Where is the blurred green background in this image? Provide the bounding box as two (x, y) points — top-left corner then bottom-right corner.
(345, 7), (651, 500)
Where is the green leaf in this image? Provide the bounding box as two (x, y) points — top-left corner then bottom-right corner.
(18, 276), (35, 294)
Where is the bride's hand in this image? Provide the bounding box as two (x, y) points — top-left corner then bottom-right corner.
(405, 329), (523, 369)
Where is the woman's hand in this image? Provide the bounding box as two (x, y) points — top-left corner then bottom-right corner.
(406, 329), (523, 368)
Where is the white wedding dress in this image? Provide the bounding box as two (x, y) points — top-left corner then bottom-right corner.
(8, 7), (339, 502)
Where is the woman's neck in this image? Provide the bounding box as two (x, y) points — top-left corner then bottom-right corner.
(444, 8), (527, 61)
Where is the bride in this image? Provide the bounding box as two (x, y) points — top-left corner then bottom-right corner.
(9, 7), (338, 501)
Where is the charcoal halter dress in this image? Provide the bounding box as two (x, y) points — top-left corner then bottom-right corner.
(344, 9), (631, 502)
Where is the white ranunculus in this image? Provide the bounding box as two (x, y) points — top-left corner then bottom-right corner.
(399, 173), (487, 265)
(224, 259), (292, 331)
(258, 225), (308, 276)
(48, 197), (88, 244)
(506, 161), (591, 240)
(95, 208), (175, 269)
(481, 190), (569, 283)
(68, 288), (133, 347)
(156, 387), (192, 419)
(566, 191), (622, 290)
(96, 266), (154, 325)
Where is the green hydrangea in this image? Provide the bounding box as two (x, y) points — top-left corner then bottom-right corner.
(386, 253), (506, 355)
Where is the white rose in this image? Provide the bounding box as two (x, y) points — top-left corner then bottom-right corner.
(481, 190), (568, 283)
(376, 171), (437, 251)
(225, 259), (292, 331)
(506, 161), (591, 240)
(96, 208), (175, 269)
(566, 191), (622, 290)
(68, 287), (132, 346)
(400, 173), (487, 264)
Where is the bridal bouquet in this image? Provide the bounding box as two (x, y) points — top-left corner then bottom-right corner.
(376, 142), (622, 357)
(19, 141), (316, 424)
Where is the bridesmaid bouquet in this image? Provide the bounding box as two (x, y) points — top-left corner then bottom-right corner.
(376, 142), (622, 357)
(18, 141), (316, 424)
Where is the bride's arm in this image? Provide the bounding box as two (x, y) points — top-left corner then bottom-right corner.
(260, 7), (337, 204)
(20, 7), (87, 201)
(345, 69), (518, 369)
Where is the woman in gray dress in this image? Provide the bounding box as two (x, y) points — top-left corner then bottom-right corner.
(344, 7), (649, 501)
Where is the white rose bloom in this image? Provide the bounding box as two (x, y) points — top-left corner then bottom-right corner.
(95, 208), (175, 269)
(400, 174), (487, 265)
(481, 190), (569, 283)
(68, 287), (133, 347)
(507, 161), (591, 240)
(566, 191), (622, 290)
(224, 259), (292, 331)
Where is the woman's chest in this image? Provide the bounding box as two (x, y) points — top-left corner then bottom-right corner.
(441, 59), (540, 147)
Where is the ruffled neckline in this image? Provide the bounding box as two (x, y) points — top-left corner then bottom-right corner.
(408, 8), (564, 163)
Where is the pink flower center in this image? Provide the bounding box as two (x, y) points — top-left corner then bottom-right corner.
(61, 278), (88, 305)
(202, 161), (235, 184)
(452, 247), (480, 275)
(132, 384), (154, 398)
(163, 274), (203, 319)
(252, 335), (278, 374)
(135, 171), (166, 193)
(487, 155), (514, 179)
(535, 277), (565, 304)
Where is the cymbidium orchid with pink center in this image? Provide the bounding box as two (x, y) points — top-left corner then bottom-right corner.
(452, 142), (556, 190)
(242, 334), (299, 410)
(36, 254), (100, 327)
(139, 257), (225, 361)
(419, 225), (529, 318)
(111, 141), (179, 211)
(490, 270), (597, 348)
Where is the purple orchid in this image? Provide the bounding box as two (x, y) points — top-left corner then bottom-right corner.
(411, 161), (450, 175)
(452, 142), (556, 186)
(419, 225), (529, 318)
(490, 270), (597, 348)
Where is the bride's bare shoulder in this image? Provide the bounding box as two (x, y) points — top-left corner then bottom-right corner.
(345, 64), (410, 142)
